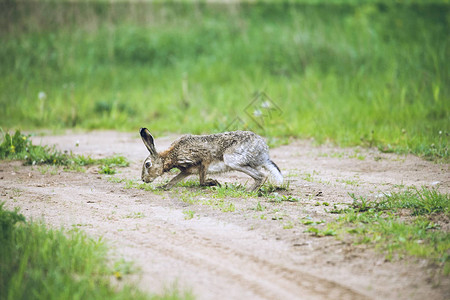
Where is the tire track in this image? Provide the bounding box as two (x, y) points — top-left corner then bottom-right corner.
(112, 210), (368, 300)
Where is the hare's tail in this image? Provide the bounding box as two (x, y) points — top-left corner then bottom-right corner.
(264, 160), (283, 185)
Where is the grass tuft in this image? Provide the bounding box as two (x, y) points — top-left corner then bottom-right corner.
(348, 188), (450, 216)
(0, 129), (129, 173)
(335, 188), (450, 274)
(0, 203), (152, 300)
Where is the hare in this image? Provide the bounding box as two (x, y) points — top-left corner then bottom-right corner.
(140, 128), (283, 191)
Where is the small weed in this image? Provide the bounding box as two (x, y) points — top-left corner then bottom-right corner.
(183, 210), (195, 220)
(283, 221), (294, 229)
(136, 183), (159, 192)
(120, 179), (160, 193)
(302, 172), (315, 182)
(99, 165), (116, 175)
(113, 258), (136, 280)
(329, 152), (345, 159)
(177, 179), (201, 188)
(306, 226), (336, 237)
(178, 190), (202, 204)
(211, 183), (253, 198)
(99, 156), (129, 168)
(268, 193), (300, 203)
(108, 177), (125, 184)
(177, 189), (236, 213)
(271, 212), (284, 220)
(258, 181), (289, 196)
(220, 202), (236, 213)
(349, 150), (366, 161)
(37, 165), (59, 175)
(124, 180), (136, 189)
(336, 178), (360, 186)
(327, 204), (350, 214)
(255, 202), (265, 212)
(125, 212), (145, 219)
(301, 218), (325, 226)
(349, 193), (375, 212)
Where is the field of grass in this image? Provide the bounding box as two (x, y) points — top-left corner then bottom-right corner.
(1, 1), (448, 159)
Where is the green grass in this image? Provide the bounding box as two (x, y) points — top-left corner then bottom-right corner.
(0, 129), (129, 172)
(0, 203), (191, 300)
(306, 226), (337, 237)
(332, 188), (450, 274)
(349, 188), (450, 216)
(183, 210), (195, 220)
(176, 188), (237, 213)
(0, 2), (448, 160)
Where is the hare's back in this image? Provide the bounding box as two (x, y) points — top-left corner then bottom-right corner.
(175, 131), (266, 158)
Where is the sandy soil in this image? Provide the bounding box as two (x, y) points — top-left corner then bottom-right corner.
(1, 131), (449, 299)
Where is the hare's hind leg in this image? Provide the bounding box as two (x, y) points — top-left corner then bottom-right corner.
(224, 155), (266, 191)
(231, 165), (266, 191)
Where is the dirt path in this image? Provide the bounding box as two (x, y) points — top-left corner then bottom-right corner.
(1, 131), (449, 299)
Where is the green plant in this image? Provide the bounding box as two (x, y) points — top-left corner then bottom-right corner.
(125, 212), (145, 219)
(306, 226), (336, 237)
(183, 210), (195, 220)
(283, 221), (294, 229)
(113, 258), (136, 280)
(348, 193), (374, 212)
(99, 165), (116, 175)
(301, 218), (325, 226)
(268, 194), (300, 203)
(219, 201), (236, 213)
(108, 177), (125, 184)
(211, 183), (254, 198)
(255, 202), (265, 212)
(177, 179), (201, 188)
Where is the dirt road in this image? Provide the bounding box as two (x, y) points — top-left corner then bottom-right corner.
(1, 131), (449, 299)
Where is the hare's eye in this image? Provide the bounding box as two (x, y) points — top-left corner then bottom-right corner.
(145, 161), (151, 168)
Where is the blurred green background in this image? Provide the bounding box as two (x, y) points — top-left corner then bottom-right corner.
(0, 0), (448, 159)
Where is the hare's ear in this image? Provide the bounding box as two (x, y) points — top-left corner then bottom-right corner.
(140, 128), (158, 157)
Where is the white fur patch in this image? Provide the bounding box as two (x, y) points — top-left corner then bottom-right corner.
(207, 162), (230, 174)
(264, 162), (283, 184)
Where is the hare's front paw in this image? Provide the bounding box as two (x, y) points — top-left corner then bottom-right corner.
(202, 178), (221, 187)
(157, 184), (170, 191)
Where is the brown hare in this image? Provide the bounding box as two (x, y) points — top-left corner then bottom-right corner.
(140, 128), (283, 191)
